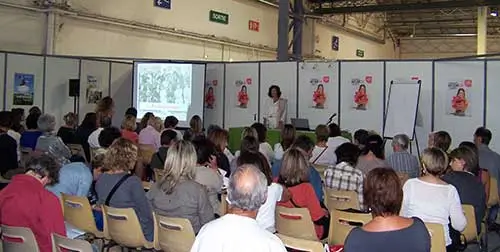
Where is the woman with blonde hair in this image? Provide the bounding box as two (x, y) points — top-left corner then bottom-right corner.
(139, 116), (162, 150)
(57, 112), (78, 144)
(121, 115), (139, 143)
(138, 112), (154, 133)
(183, 115), (204, 141)
(277, 148), (329, 240)
(95, 138), (154, 242)
(147, 141), (214, 233)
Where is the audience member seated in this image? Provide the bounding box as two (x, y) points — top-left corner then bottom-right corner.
(147, 140), (214, 233)
(137, 112), (155, 134)
(150, 130), (178, 171)
(356, 134), (388, 174)
(190, 164), (286, 252)
(192, 137), (224, 216)
(36, 114), (72, 165)
(95, 138), (154, 242)
(251, 122), (274, 161)
(76, 112), (97, 161)
(459, 141), (491, 202)
(324, 142), (364, 209)
(277, 149), (330, 240)
(0, 154), (65, 252)
(310, 124), (329, 164)
(442, 146), (486, 235)
(473, 127), (500, 227)
(428, 131), (452, 153)
(345, 168), (430, 252)
(184, 115), (205, 141)
(121, 114), (139, 143)
(95, 127), (122, 155)
(272, 135), (323, 202)
(29, 106), (42, 116)
(6, 111), (21, 160)
(273, 124), (296, 161)
(88, 116), (112, 148)
(57, 112), (78, 144)
(237, 151), (288, 232)
(139, 116), (163, 150)
(233, 127), (258, 158)
(231, 136), (260, 174)
(164, 115), (183, 140)
(401, 148), (466, 251)
(0, 111), (19, 178)
(208, 128), (231, 177)
(124, 107), (140, 131)
(10, 108), (25, 133)
(20, 112), (43, 150)
(47, 158), (93, 198)
(387, 134), (420, 178)
(322, 123), (351, 165)
(353, 129), (370, 150)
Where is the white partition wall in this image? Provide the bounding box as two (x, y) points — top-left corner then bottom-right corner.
(340, 61), (384, 134)
(434, 61), (485, 148)
(486, 60), (500, 152)
(79, 60), (110, 122)
(385, 61), (433, 155)
(5, 54), (44, 111)
(0, 53), (5, 110)
(259, 62), (298, 123)
(44, 57), (80, 128)
(204, 63), (225, 128)
(110, 62), (133, 127)
(298, 62), (339, 128)
(224, 63), (259, 128)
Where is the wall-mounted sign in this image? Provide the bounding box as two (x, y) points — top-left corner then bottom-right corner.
(209, 10), (229, 25)
(331, 36), (339, 51)
(356, 49), (365, 58)
(249, 20), (260, 32)
(154, 0), (171, 9)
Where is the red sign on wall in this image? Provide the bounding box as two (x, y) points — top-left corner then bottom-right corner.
(249, 20), (260, 32)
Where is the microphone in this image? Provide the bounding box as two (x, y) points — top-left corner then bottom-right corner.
(326, 113), (337, 125)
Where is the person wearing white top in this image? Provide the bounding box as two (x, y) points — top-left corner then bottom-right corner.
(88, 116), (112, 148)
(264, 85), (287, 129)
(309, 124), (329, 164)
(191, 164), (286, 252)
(315, 123), (349, 165)
(401, 148), (466, 247)
(252, 123), (275, 161)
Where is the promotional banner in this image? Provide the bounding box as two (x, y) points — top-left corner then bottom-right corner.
(204, 79), (217, 109)
(86, 75), (102, 104)
(236, 78), (252, 108)
(13, 73), (34, 106)
(311, 76), (329, 109)
(352, 76), (372, 110)
(447, 79), (472, 117)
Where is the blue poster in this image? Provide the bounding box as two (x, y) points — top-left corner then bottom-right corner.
(154, 0), (171, 9)
(13, 73), (34, 105)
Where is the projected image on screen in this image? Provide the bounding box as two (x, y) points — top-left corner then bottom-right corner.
(137, 63), (192, 121)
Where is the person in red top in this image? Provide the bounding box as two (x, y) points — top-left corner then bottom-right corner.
(354, 84), (369, 110)
(0, 154), (66, 252)
(238, 85), (249, 108)
(121, 114), (139, 143)
(277, 148), (330, 240)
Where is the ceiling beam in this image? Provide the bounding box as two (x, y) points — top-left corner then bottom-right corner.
(312, 0), (500, 14)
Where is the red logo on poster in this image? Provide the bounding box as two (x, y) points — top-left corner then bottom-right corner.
(464, 79), (472, 87)
(212, 80), (218, 86)
(365, 76), (373, 84)
(322, 76), (330, 83)
(246, 78), (252, 85)
(411, 76), (419, 80)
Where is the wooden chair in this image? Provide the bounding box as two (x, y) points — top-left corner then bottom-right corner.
(462, 204), (478, 242)
(312, 164), (328, 181)
(425, 222), (446, 252)
(51, 233), (93, 252)
(324, 188), (360, 211)
(328, 209), (372, 245)
(61, 193), (104, 238)
(220, 192), (228, 216)
(156, 215), (195, 252)
(488, 177), (499, 208)
(277, 234), (324, 252)
(102, 206), (154, 250)
(1, 225), (40, 252)
(138, 144), (156, 165)
(275, 206), (318, 241)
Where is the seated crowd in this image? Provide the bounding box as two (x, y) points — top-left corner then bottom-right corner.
(0, 97), (498, 252)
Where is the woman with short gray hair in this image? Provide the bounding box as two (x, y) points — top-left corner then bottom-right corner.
(35, 114), (71, 165)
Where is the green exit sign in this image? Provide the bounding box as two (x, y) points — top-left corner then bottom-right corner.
(209, 10), (229, 25)
(356, 49), (365, 58)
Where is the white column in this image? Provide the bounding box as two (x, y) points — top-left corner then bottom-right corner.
(477, 6), (488, 55)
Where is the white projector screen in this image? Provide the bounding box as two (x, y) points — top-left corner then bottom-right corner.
(383, 81), (421, 140)
(133, 62), (205, 128)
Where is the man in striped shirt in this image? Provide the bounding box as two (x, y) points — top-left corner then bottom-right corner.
(387, 134), (420, 178)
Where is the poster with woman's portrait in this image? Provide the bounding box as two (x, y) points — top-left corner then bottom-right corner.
(352, 76), (371, 110)
(235, 80), (249, 108)
(311, 76), (329, 109)
(204, 81), (216, 109)
(447, 79), (472, 117)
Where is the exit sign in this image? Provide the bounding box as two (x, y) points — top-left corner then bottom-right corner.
(209, 10), (229, 25)
(249, 20), (260, 32)
(356, 49), (365, 58)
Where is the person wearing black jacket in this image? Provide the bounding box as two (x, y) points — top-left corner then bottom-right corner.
(0, 111), (19, 178)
